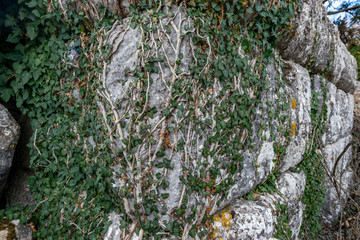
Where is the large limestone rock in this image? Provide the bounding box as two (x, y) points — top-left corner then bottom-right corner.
(0, 218), (32, 240)
(0, 104), (20, 196)
(322, 83), (354, 145)
(280, 61), (312, 173)
(311, 77), (355, 224)
(321, 135), (353, 224)
(212, 172), (306, 240)
(276, 0), (358, 94)
(100, 0), (357, 239)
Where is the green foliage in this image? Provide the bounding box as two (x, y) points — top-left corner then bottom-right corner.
(274, 203), (293, 240)
(0, 0), (69, 121)
(1, 0), (298, 238)
(0, 0), (121, 238)
(295, 77), (328, 239)
(349, 44), (360, 80)
(103, 0), (295, 237)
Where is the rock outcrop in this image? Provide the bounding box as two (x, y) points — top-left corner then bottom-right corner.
(276, 0), (357, 94)
(0, 218), (32, 240)
(212, 172), (306, 240)
(60, 0), (357, 239)
(0, 104), (20, 197)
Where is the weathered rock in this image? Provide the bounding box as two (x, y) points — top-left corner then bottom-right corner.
(354, 88), (360, 132)
(0, 218), (31, 240)
(104, 212), (122, 240)
(105, 9), (194, 220)
(213, 172), (306, 240)
(276, 0), (357, 94)
(103, 9), (290, 237)
(11, 220), (33, 240)
(0, 218), (17, 240)
(321, 135), (353, 224)
(101, 1), (357, 239)
(322, 82), (354, 145)
(280, 61), (312, 173)
(0, 104), (20, 197)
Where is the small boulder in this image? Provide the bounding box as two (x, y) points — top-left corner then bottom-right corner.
(0, 104), (20, 197)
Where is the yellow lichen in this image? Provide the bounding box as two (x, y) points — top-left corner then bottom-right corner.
(292, 123), (296, 136)
(291, 98), (296, 110)
(210, 209), (234, 239)
(213, 210), (233, 230)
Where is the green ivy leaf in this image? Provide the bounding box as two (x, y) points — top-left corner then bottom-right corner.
(0, 87), (14, 102)
(22, 71), (31, 85)
(26, 25), (38, 40)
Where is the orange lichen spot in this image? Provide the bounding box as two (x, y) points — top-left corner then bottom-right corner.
(213, 210), (233, 230)
(291, 98), (296, 110)
(292, 123), (296, 136)
(30, 222), (37, 232)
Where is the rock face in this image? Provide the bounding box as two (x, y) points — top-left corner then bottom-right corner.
(0, 104), (20, 197)
(212, 172), (306, 240)
(11, 220), (33, 240)
(276, 0), (358, 94)
(100, 0), (357, 239)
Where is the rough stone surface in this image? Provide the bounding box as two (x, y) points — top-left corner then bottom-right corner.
(0, 104), (20, 197)
(106, 9), (193, 220)
(354, 88), (360, 132)
(213, 172), (306, 240)
(280, 61), (312, 173)
(104, 212), (122, 240)
(11, 220), (33, 240)
(102, 0), (357, 239)
(276, 0), (357, 94)
(321, 135), (353, 224)
(322, 83), (354, 145)
(0, 229), (9, 239)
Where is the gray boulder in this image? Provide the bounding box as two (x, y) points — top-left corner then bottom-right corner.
(276, 0), (357, 94)
(11, 219), (33, 240)
(280, 61), (312, 173)
(322, 82), (354, 145)
(213, 172), (306, 240)
(99, 0), (357, 239)
(321, 135), (354, 225)
(0, 104), (20, 197)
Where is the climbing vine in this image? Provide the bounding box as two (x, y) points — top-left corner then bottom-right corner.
(0, 0), (299, 239)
